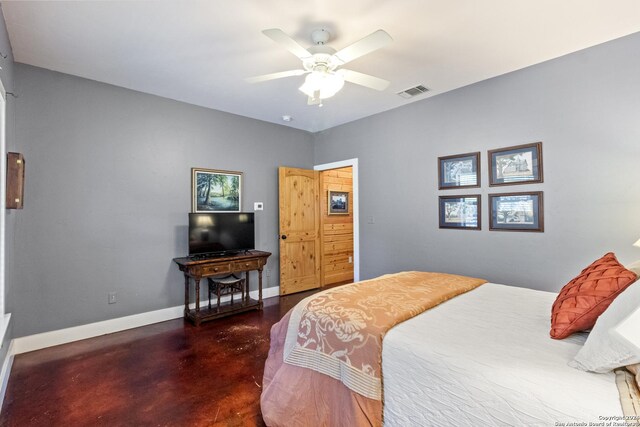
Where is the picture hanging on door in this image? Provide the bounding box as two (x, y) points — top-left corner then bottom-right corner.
(328, 190), (349, 215)
(192, 168), (242, 212)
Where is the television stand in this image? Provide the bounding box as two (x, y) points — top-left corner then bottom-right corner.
(173, 250), (271, 326)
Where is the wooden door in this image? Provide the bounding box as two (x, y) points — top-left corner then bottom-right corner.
(278, 167), (321, 295)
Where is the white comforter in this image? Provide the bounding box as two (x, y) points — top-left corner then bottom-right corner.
(382, 283), (622, 426)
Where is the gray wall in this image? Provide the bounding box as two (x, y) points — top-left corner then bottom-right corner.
(10, 64), (313, 337)
(7, 31), (640, 338)
(314, 32), (640, 292)
(0, 4), (16, 359)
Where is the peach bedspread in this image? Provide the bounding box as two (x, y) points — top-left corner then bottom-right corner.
(261, 271), (486, 426)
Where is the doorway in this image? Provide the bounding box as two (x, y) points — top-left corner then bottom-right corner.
(314, 158), (359, 285)
(277, 159), (360, 295)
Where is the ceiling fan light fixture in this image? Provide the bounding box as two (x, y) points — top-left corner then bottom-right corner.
(299, 71), (344, 100)
(250, 28), (392, 105)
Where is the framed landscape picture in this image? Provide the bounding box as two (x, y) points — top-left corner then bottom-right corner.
(328, 190), (349, 215)
(438, 152), (480, 189)
(438, 195), (481, 230)
(488, 142), (543, 186)
(192, 168), (242, 213)
(489, 192), (544, 232)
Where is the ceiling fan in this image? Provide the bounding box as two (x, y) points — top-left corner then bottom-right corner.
(246, 28), (393, 105)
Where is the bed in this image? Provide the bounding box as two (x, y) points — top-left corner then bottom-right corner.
(261, 271), (638, 426)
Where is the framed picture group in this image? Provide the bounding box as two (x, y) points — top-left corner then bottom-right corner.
(438, 142), (544, 232)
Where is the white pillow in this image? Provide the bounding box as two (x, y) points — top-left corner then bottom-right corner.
(569, 277), (640, 373)
(627, 260), (640, 277)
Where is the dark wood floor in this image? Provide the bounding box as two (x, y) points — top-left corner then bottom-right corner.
(0, 289), (319, 427)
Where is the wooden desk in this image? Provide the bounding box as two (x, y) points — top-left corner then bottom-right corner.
(173, 250), (271, 325)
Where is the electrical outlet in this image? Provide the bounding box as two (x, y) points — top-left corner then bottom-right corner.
(108, 292), (117, 304)
(266, 268), (271, 277)
(367, 216), (375, 224)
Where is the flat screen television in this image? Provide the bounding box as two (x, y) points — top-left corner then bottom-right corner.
(189, 212), (255, 256)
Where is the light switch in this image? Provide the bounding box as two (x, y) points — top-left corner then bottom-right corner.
(254, 202), (264, 211)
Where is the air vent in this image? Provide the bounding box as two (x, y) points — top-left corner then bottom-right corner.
(397, 85), (429, 99)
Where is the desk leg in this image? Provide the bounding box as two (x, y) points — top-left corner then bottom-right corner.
(183, 274), (190, 317)
(217, 281), (221, 311)
(258, 268), (263, 309)
(245, 271), (250, 304)
(194, 278), (201, 326)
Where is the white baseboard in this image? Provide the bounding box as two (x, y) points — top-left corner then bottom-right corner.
(11, 287), (280, 356)
(0, 340), (14, 411)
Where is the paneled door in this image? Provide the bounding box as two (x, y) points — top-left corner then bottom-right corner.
(278, 167), (321, 295)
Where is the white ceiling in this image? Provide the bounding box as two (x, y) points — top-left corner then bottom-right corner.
(2, 1), (640, 133)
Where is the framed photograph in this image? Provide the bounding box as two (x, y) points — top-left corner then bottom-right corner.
(489, 192), (544, 232)
(438, 195), (481, 230)
(488, 142), (543, 186)
(328, 190), (349, 215)
(438, 152), (480, 189)
(191, 168), (242, 213)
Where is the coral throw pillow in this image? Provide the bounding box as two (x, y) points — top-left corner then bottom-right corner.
(550, 252), (638, 339)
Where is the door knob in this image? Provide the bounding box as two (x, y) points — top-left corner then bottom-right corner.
(281, 235), (287, 240)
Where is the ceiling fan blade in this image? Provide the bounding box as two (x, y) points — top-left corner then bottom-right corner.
(333, 30), (393, 65)
(245, 69), (307, 84)
(339, 69), (390, 91)
(262, 28), (313, 60)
